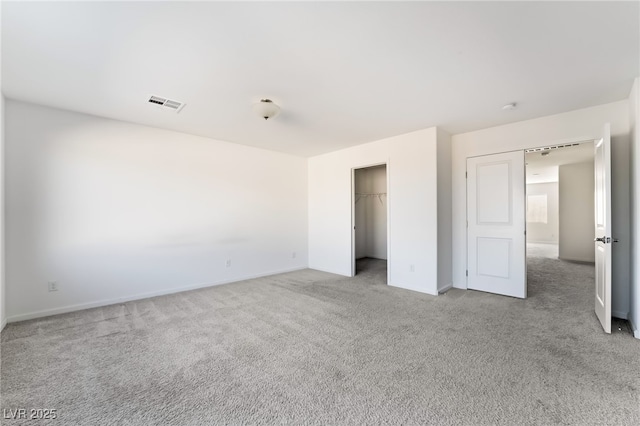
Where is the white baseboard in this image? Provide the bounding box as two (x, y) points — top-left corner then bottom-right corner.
(557, 256), (595, 264)
(388, 282), (438, 296)
(6, 266), (307, 324)
(308, 266), (350, 277)
(1, 317), (6, 332)
(629, 317), (640, 339)
(612, 310), (628, 320)
(438, 282), (453, 294)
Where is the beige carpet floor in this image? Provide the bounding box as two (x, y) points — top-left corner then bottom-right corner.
(1, 257), (638, 425)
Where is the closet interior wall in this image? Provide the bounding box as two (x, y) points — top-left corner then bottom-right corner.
(355, 165), (387, 260)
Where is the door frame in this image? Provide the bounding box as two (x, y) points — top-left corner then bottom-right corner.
(523, 139), (596, 265)
(522, 138), (596, 299)
(351, 161), (390, 281)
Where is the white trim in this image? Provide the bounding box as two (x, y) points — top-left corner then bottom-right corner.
(557, 256), (595, 264)
(6, 266), (306, 324)
(389, 282), (438, 296)
(1, 317), (6, 332)
(612, 310), (628, 320)
(351, 167), (356, 277)
(307, 266), (347, 277)
(438, 282), (453, 294)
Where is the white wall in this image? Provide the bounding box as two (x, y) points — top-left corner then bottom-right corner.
(0, 0), (5, 329)
(0, 94), (5, 331)
(452, 100), (631, 317)
(354, 166), (387, 260)
(309, 127), (441, 295)
(5, 100), (308, 322)
(526, 182), (559, 244)
(437, 128), (452, 292)
(558, 162), (594, 262)
(629, 77), (640, 338)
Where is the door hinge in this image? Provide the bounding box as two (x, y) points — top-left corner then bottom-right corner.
(465, 172), (468, 178)
(466, 270), (468, 277)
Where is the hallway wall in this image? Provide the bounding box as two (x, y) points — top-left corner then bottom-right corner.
(559, 161), (595, 263)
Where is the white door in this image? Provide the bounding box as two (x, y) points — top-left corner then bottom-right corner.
(594, 123), (612, 333)
(467, 151), (526, 298)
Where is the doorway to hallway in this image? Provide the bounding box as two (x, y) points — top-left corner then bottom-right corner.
(525, 142), (595, 306)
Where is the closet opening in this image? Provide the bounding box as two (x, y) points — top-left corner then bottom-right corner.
(352, 164), (388, 282)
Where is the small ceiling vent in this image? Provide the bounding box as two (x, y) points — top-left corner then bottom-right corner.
(148, 95), (186, 113)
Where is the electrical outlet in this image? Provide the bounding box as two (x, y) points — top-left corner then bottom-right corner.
(48, 281), (59, 292)
(409, 264), (415, 272)
(292, 252), (297, 259)
(225, 259), (231, 268)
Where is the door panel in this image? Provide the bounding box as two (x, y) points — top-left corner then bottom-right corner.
(477, 163), (512, 224)
(477, 238), (511, 278)
(594, 123), (612, 333)
(467, 151), (526, 298)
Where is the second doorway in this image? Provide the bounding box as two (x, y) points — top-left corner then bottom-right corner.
(354, 164), (387, 277)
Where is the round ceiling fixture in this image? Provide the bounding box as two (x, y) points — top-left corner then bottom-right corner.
(253, 99), (280, 120)
(502, 102), (517, 111)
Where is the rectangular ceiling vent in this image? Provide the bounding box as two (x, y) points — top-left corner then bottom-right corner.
(525, 143), (580, 153)
(148, 95), (186, 113)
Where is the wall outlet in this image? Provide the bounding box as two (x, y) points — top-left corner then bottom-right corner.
(292, 252), (297, 259)
(225, 259), (231, 268)
(409, 264), (415, 272)
(48, 281), (59, 292)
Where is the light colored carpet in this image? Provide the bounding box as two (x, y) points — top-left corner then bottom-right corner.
(527, 242), (559, 259)
(1, 258), (638, 425)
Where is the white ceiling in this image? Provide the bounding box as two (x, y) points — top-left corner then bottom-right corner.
(2, 1), (638, 157)
(526, 142), (594, 184)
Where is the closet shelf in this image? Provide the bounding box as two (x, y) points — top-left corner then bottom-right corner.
(355, 192), (387, 204)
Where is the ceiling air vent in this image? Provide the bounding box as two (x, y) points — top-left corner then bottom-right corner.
(525, 143), (580, 153)
(148, 95), (186, 113)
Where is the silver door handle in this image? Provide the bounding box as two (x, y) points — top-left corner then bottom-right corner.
(594, 237), (618, 243)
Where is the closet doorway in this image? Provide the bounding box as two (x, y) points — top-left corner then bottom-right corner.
(351, 164), (388, 280)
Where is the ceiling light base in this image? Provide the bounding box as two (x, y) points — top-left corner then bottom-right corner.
(253, 99), (280, 120)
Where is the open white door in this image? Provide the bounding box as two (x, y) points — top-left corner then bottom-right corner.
(467, 151), (526, 298)
(594, 123), (612, 333)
